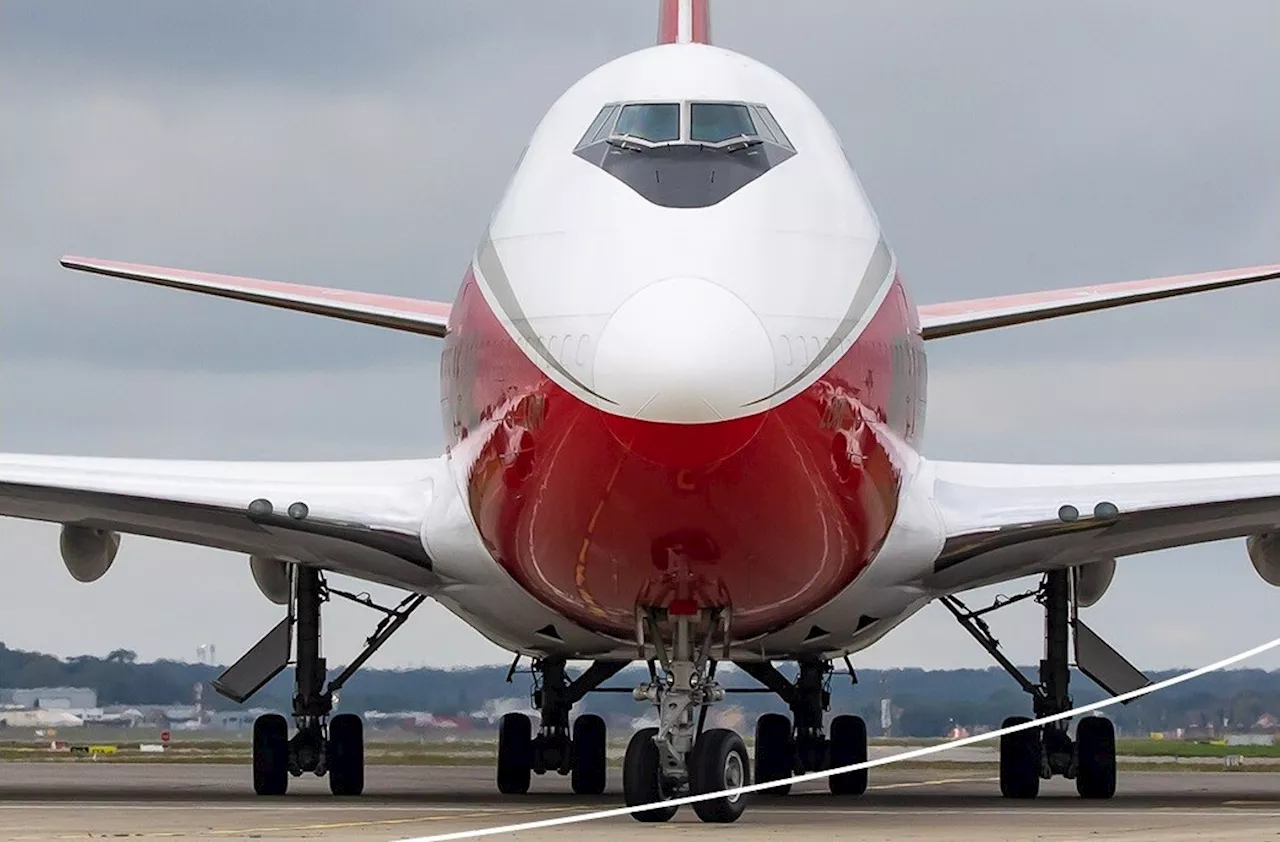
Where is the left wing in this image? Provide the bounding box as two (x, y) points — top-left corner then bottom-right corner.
(918, 263), (1280, 340)
(60, 256), (452, 338)
(0, 453), (441, 588)
(919, 458), (1280, 593)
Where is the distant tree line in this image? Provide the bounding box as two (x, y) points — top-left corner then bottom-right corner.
(2, 642), (1278, 737)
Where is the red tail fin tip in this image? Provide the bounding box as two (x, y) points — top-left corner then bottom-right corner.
(657, 0), (711, 45)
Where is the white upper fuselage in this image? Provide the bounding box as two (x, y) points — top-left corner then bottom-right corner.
(473, 43), (899, 424)
(426, 41), (936, 660)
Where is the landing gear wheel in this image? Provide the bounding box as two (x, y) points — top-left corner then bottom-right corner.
(623, 728), (678, 823)
(571, 714), (607, 796)
(754, 713), (793, 795)
(497, 712), (533, 795)
(1000, 716), (1042, 799)
(327, 713), (364, 796)
(828, 714), (868, 796)
(1075, 716), (1116, 799)
(252, 713), (289, 796)
(690, 728), (751, 824)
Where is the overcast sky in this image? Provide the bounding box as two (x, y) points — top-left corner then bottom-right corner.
(1, 1), (1279, 680)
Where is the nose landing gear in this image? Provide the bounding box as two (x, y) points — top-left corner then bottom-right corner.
(621, 605), (749, 824)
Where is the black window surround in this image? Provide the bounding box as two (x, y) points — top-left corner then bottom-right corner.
(573, 100), (796, 209)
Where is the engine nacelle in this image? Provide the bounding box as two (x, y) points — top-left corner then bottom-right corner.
(250, 556), (293, 605)
(1247, 533), (1280, 586)
(1074, 558), (1116, 608)
(59, 525), (120, 583)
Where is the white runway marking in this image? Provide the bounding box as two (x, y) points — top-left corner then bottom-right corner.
(392, 633), (1280, 841)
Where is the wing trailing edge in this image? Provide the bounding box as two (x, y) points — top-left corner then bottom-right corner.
(918, 263), (1280, 340)
(60, 256), (452, 338)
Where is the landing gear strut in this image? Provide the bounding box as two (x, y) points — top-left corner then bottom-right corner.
(622, 606), (749, 824)
(214, 564), (424, 796)
(738, 657), (867, 796)
(942, 568), (1143, 800)
(495, 657), (627, 796)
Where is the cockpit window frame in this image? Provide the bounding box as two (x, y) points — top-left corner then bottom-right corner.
(750, 105), (792, 150)
(573, 98), (798, 209)
(688, 101), (759, 145)
(576, 99), (795, 153)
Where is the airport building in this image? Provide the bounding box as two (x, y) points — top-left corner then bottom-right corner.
(0, 687), (97, 710)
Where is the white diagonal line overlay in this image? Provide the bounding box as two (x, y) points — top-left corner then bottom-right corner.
(398, 634), (1280, 841)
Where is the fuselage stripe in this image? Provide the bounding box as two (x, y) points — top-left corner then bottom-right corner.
(748, 237), (896, 404)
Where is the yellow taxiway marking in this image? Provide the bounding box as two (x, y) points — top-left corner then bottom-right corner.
(2, 805), (593, 840)
(213, 805), (590, 836)
(867, 775), (1001, 791)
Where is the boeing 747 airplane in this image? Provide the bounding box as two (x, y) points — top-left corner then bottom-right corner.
(10, 0), (1280, 824)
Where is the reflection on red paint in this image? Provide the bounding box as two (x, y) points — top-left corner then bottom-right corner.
(441, 269), (922, 639)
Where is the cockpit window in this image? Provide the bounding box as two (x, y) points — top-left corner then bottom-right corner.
(613, 103), (681, 143)
(579, 106), (615, 147)
(573, 99), (797, 208)
(752, 105), (792, 150)
(689, 103), (757, 144)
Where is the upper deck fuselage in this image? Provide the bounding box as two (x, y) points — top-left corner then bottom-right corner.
(441, 43), (926, 640)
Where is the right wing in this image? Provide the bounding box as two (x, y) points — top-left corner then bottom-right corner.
(918, 263), (1280, 340)
(60, 256), (452, 338)
(0, 452), (442, 589)
(920, 458), (1280, 593)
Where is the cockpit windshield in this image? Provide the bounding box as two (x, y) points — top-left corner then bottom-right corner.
(614, 103), (681, 144)
(574, 99), (797, 208)
(689, 103), (756, 144)
(576, 100), (794, 152)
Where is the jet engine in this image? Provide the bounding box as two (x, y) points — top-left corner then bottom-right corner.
(1074, 558), (1116, 608)
(1247, 533), (1280, 586)
(250, 556), (293, 605)
(59, 525), (120, 583)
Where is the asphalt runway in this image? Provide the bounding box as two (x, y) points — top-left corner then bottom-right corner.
(1, 763), (1279, 841)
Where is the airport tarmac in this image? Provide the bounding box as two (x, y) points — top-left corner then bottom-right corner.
(0, 763), (1278, 841)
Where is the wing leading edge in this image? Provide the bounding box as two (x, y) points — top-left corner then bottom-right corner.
(0, 453), (441, 590)
(920, 458), (1280, 593)
(60, 256), (452, 338)
(918, 263), (1280, 340)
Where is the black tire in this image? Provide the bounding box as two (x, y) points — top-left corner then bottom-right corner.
(828, 714), (869, 796)
(754, 713), (794, 795)
(571, 714), (607, 796)
(1000, 716), (1042, 799)
(497, 713), (533, 795)
(252, 713), (289, 796)
(1076, 716), (1117, 799)
(689, 728), (751, 823)
(623, 728), (678, 823)
(327, 713), (364, 796)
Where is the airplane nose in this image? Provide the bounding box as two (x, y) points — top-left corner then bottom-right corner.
(593, 277), (776, 423)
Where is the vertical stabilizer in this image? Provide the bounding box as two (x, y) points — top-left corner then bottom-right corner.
(657, 0), (711, 45)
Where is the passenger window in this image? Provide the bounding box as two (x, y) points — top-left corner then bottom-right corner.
(614, 103), (681, 143)
(689, 103), (757, 143)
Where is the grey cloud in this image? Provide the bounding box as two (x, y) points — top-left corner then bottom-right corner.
(1, 1), (1279, 670)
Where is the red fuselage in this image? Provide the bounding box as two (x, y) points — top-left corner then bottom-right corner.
(441, 270), (925, 640)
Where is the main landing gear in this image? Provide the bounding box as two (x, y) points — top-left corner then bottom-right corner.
(942, 568), (1149, 800)
(495, 657), (628, 796)
(494, 608), (752, 824)
(213, 564), (424, 796)
(737, 657), (867, 797)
